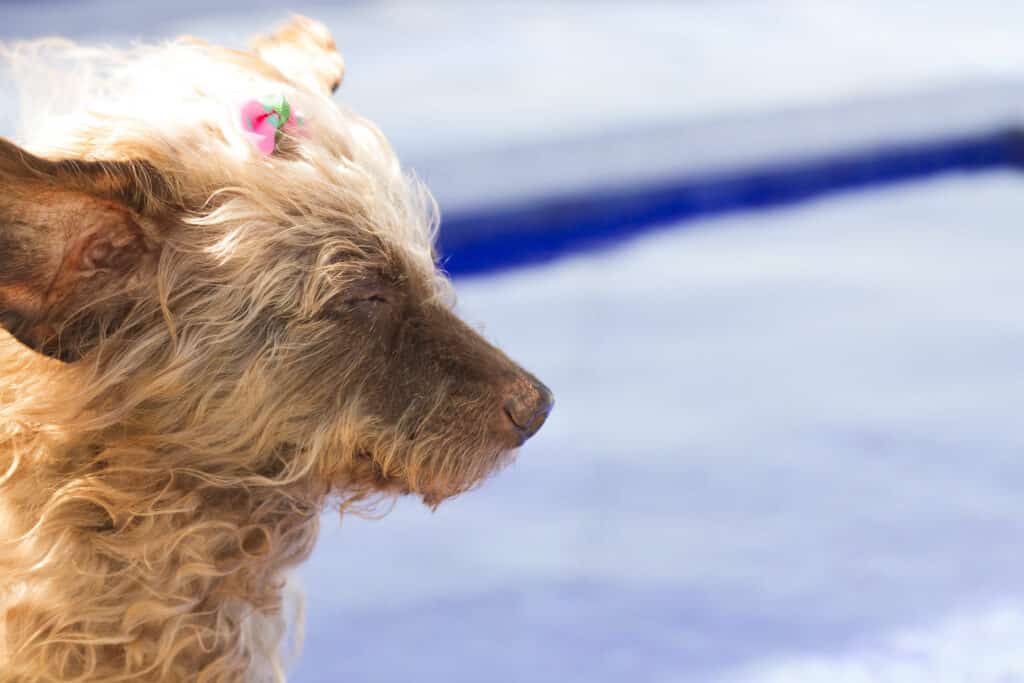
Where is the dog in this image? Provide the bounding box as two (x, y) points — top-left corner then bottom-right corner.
(0, 16), (552, 681)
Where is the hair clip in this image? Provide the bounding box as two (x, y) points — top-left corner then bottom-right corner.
(241, 94), (306, 155)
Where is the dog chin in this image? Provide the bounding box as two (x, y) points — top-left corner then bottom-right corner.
(341, 442), (520, 508)
(419, 446), (521, 508)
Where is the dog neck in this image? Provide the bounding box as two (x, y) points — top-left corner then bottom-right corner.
(0, 334), (325, 681)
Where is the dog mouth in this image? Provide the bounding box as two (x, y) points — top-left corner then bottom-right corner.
(347, 444), (516, 508)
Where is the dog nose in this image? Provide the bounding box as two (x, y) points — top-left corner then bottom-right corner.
(502, 377), (554, 443)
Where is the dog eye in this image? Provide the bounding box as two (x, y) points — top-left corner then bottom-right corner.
(341, 293), (391, 315)
(350, 294), (389, 306)
(319, 294), (391, 322)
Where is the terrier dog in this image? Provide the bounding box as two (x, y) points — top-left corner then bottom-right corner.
(0, 16), (552, 681)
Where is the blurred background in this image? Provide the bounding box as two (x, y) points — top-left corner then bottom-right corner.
(4, 2), (1024, 681)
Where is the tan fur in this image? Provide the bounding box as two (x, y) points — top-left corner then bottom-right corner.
(0, 17), (550, 682)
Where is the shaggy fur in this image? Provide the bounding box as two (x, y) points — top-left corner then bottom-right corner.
(0, 17), (551, 682)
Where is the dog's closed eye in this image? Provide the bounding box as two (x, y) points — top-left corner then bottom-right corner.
(345, 293), (392, 313)
(320, 293), (392, 322)
(350, 294), (389, 306)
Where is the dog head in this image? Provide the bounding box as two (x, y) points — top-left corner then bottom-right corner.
(0, 20), (552, 507)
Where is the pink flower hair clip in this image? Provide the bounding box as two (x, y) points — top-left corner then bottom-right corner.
(240, 94), (307, 156)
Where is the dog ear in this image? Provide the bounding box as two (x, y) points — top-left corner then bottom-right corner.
(251, 15), (345, 95)
(0, 137), (167, 359)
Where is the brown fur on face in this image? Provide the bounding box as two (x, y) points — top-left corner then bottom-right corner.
(0, 16), (551, 682)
